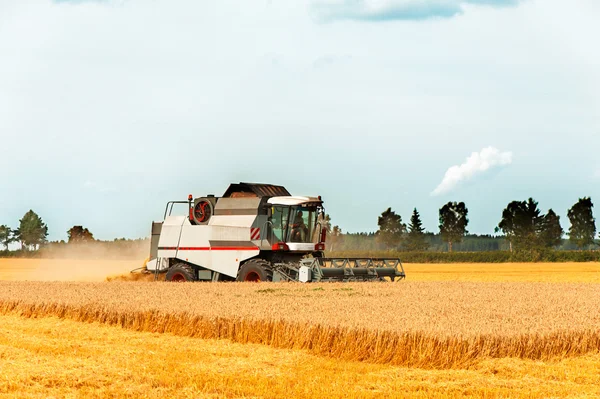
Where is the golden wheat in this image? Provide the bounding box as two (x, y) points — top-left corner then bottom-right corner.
(404, 262), (600, 282)
(2, 313), (599, 399)
(106, 261), (600, 283)
(3, 258), (599, 283)
(0, 281), (598, 369)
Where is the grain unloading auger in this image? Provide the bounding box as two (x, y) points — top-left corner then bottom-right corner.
(145, 183), (406, 282)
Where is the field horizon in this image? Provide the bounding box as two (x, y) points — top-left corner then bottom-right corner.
(1, 258), (599, 283)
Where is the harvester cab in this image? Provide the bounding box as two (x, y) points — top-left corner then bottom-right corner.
(146, 182), (405, 282)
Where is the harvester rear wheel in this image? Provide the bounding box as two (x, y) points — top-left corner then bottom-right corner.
(165, 263), (197, 282)
(237, 259), (273, 282)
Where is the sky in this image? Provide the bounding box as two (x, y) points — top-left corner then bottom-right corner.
(0, 0), (599, 241)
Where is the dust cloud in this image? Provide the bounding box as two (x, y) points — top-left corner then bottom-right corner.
(0, 259), (144, 282)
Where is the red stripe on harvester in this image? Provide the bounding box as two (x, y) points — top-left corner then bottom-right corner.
(159, 246), (258, 251)
(210, 246), (259, 251)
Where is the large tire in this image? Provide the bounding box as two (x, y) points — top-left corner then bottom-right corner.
(236, 259), (273, 282)
(165, 263), (197, 282)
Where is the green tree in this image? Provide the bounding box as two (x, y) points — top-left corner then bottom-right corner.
(567, 197), (596, 249)
(406, 208), (429, 251)
(498, 198), (544, 251)
(15, 210), (48, 251)
(67, 226), (95, 243)
(0, 225), (16, 250)
(439, 202), (468, 252)
(376, 208), (406, 250)
(539, 209), (563, 248)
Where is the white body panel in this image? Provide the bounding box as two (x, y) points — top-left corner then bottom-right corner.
(208, 225), (252, 241)
(146, 258), (157, 271)
(210, 248), (259, 277)
(209, 215), (256, 227)
(146, 258), (169, 272)
(157, 216), (188, 258)
(299, 266), (312, 283)
(155, 213), (260, 278)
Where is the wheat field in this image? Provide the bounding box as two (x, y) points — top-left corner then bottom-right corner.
(2, 258), (599, 283)
(0, 259), (599, 397)
(1, 281), (599, 368)
(405, 262), (600, 282)
(2, 313), (599, 399)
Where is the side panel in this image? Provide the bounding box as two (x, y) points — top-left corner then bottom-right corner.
(209, 215), (257, 228)
(176, 224), (213, 270)
(213, 197), (261, 215)
(157, 211), (263, 279)
(210, 247), (260, 278)
(175, 222), (260, 278)
(157, 216), (188, 259)
(149, 222), (163, 260)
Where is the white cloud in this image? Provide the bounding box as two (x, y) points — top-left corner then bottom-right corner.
(431, 146), (512, 196)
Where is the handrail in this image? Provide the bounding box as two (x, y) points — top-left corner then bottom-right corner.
(163, 201), (190, 220)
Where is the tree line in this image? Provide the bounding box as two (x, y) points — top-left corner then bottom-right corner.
(1, 209), (99, 251)
(327, 197), (598, 253)
(2, 197), (598, 255)
(0, 210), (147, 259)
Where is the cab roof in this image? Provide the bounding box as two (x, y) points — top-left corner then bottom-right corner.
(267, 196), (322, 206)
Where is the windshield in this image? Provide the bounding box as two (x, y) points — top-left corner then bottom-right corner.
(270, 205), (321, 243)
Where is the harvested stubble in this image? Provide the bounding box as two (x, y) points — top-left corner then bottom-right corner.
(0, 281), (599, 369)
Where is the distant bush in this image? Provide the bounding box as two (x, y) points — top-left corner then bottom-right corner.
(0, 249), (42, 259)
(326, 250), (600, 263)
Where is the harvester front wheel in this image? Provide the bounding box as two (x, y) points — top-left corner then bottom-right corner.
(165, 263), (197, 282)
(237, 259), (273, 282)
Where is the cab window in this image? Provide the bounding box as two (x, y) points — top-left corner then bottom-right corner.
(270, 206), (289, 242)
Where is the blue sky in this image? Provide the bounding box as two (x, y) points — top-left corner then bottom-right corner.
(0, 0), (599, 241)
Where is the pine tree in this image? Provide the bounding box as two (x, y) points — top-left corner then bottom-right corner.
(15, 210), (48, 251)
(406, 208), (429, 251)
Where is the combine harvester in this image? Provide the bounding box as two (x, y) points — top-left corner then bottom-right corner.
(146, 183), (405, 282)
